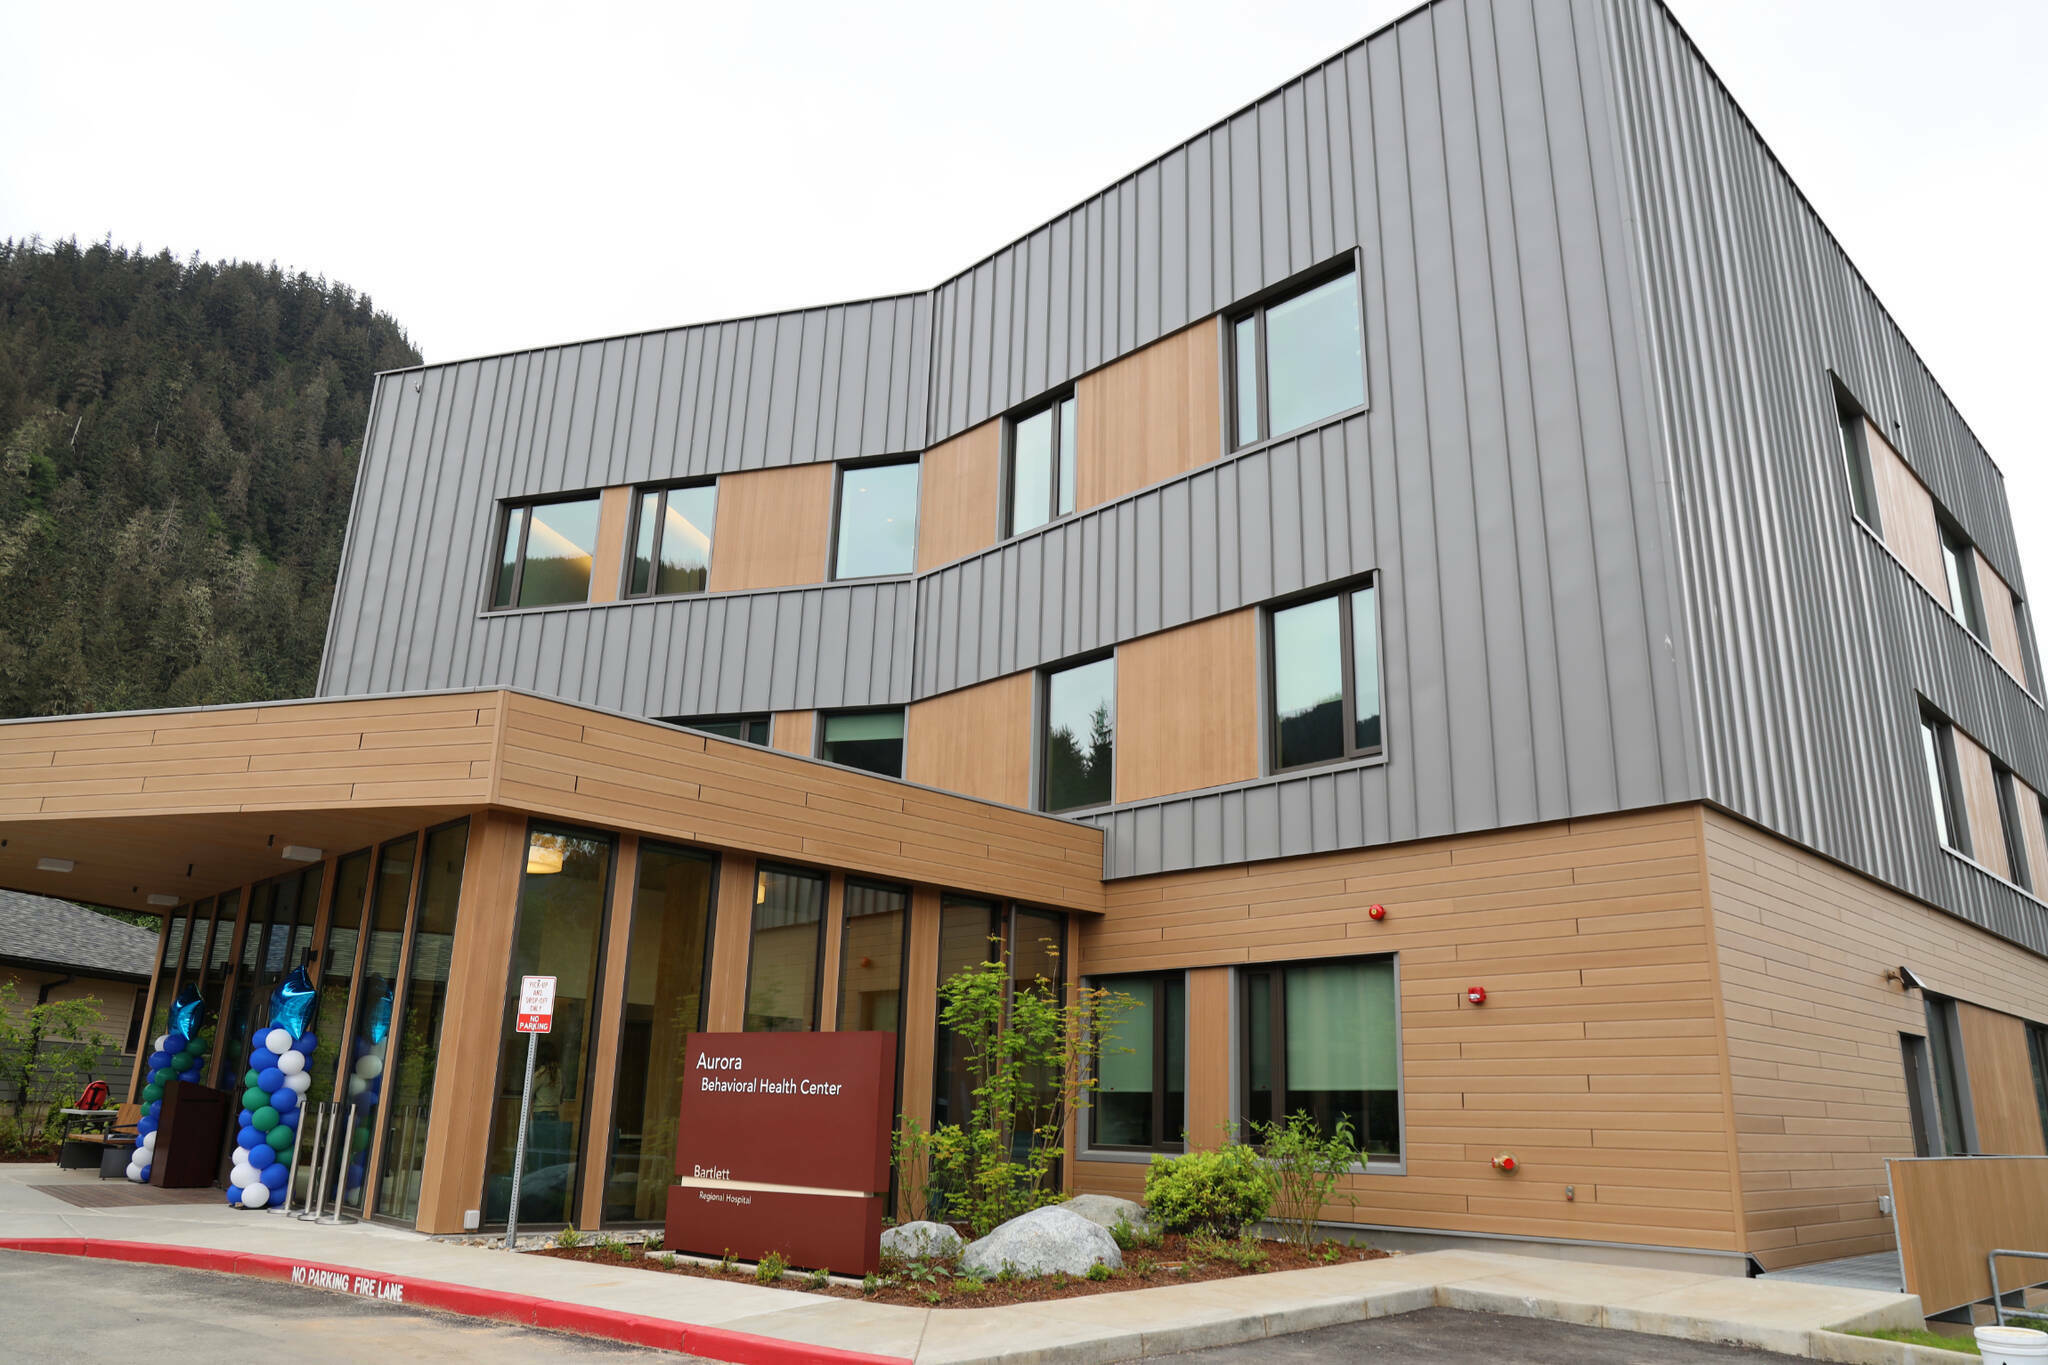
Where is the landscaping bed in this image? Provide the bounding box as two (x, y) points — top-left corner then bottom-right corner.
(533, 1234), (1389, 1308)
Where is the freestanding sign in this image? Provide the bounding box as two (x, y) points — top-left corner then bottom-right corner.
(666, 1031), (896, 1273)
(503, 975), (556, 1248)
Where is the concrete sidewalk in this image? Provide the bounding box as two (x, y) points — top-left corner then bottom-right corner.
(0, 1166), (1931, 1364)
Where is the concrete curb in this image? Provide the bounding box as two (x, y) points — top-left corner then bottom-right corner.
(0, 1238), (911, 1365)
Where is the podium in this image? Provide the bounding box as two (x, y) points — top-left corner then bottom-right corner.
(151, 1080), (229, 1189)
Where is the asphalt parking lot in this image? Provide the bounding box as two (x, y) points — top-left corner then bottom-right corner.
(1144, 1306), (1813, 1363)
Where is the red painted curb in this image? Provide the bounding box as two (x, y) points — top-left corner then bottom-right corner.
(0, 1239), (910, 1365)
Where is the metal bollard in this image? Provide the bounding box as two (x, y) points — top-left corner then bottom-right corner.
(297, 1103), (332, 1221)
(270, 1103), (307, 1214)
(322, 1106), (355, 1224)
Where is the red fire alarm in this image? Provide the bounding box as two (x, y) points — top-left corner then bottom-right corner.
(1368, 903), (1386, 921)
(1467, 985), (1487, 1006)
(1492, 1152), (1518, 1173)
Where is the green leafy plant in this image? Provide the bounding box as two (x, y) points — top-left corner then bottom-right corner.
(922, 1288), (943, 1305)
(1144, 1141), (1275, 1237)
(1187, 1230), (1269, 1272)
(861, 1273), (882, 1296)
(905, 1261), (940, 1285)
(805, 1266), (831, 1290)
(716, 1249), (738, 1275)
(594, 1235), (627, 1256)
(641, 1234), (662, 1252)
(955, 1274), (987, 1294)
(1085, 1261), (1111, 1282)
(1108, 1214), (1161, 1252)
(1317, 1243), (1344, 1264)
(554, 1228), (584, 1249)
(0, 984), (111, 1120)
(755, 1251), (788, 1284)
(909, 947), (1135, 1235)
(1255, 1111), (1362, 1244)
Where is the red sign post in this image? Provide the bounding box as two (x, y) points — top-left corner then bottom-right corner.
(665, 1031), (896, 1273)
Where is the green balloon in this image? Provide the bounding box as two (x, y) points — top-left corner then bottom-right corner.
(173, 1050), (196, 1068)
(252, 1106), (280, 1131)
(353, 1125), (371, 1148)
(140, 1083), (163, 1102)
(244, 1069), (261, 1088)
(242, 1086), (267, 1111)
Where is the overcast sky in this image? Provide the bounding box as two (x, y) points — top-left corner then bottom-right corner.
(4, 0), (2042, 579)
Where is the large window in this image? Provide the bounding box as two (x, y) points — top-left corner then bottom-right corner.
(1091, 972), (1186, 1153)
(604, 842), (717, 1224)
(490, 495), (601, 609)
(743, 864), (826, 1032)
(1995, 764), (2033, 891)
(1231, 267), (1366, 448)
(303, 849), (371, 1184)
(1007, 395), (1078, 538)
(832, 458), (919, 580)
(1920, 710), (1969, 855)
(820, 709), (905, 778)
(1940, 520), (1988, 640)
(1042, 656), (1115, 811)
(142, 906), (188, 1052)
(339, 837), (415, 1211)
(669, 714), (770, 746)
(1834, 383), (1882, 531)
(837, 880), (909, 1034)
(1924, 995), (1975, 1155)
(1270, 581), (1382, 771)
(2028, 1022), (2048, 1152)
(377, 820), (470, 1223)
(932, 900), (1066, 1133)
(1242, 956), (1399, 1159)
(483, 826), (613, 1226)
(624, 483), (716, 598)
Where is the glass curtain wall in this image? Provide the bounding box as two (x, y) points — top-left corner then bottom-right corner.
(143, 907), (189, 1045)
(743, 865), (826, 1031)
(483, 826), (613, 1226)
(376, 821), (471, 1222)
(603, 843), (717, 1224)
(836, 881), (908, 1033)
(214, 883), (275, 1089)
(296, 851), (370, 1194)
(339, 837), (417, 1209)
(197, 894), (239, 1039)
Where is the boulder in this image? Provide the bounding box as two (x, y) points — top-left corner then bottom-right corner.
(960, 1206), (1124, 1278)
(880, 1220), (964, 1262)
(1059, 1193), (1155, 1236)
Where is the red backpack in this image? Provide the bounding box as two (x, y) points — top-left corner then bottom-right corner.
(74, 1080), (109, 1111)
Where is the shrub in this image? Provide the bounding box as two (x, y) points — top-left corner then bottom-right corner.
(955, 1274), (987, 1294)
(755, 1251), (788, 1284)
(716, 1249), (738, 1275)
(641, 1234), (662, 1252)
(1255, 1111), (1362, 1244)
(861, 1273), (882, 1295)
(554, 1228), (584, 1249)
(0, 984), (111, 1120)
(1108, 1214), (1161, 1252)
(1144, 1142), (1274, 1237)
(805, 1266), (831, 1290)
(1085, 1261), (1111, 1282)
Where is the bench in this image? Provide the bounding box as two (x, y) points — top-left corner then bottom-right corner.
(58, 1103), (141, 1178)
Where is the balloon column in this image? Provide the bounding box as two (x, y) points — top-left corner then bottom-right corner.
(125, 985), (211, 1184)
(341, 974), (394, 1205)
(225, 966), (320, 1210)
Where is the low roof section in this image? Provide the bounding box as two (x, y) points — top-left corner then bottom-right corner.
(0, 889), (159, 979)
(0, 689), (1106, 916)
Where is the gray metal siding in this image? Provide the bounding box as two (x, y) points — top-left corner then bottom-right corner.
(1598, 0), (2048, 952)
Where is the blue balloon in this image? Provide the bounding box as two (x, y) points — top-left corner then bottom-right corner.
(361, 975), (394, 1045)
(294, 1034), (317, 1055)
(268, 966), (319, 1041)
(168, 985), (205, 1041)
(260, 1163), (290, 1191)
(258, 1067), (284, 1092)
(135, 1117), (156, 1138)
(238, 1109), (253, 1128)
(248, 1143), (277, 1168)
(178, 1068), (201, 1082)
(250, 1047), (277, 1071)
(238, 1125), (262, 1150)
(147, 1050), (168, 1069)
(272, 1088), (299, 1114)
(163, 1032), (189, 1055)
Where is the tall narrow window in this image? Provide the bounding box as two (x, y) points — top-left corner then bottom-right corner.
(667, 714), (770, 746)
(1042, 657), (1115, 811)
(932, 896), (999, 1131)
(1242, 956), (1400, 1158)
(1995, 765), (2033, 891)
(1270, 580), (1382, 771)
(819, 709), (905, 778)
(1940, 521), (1987, 639)
(483, 826), (612, 1226)
(837, 880), (909, 1034)
(1091, 972), (1186, 1153)
(307, 850), (372, 1129)
(1007, 395), (1078, 537)
(490, 495), (601, 609)
(604, 842), (717, 1224)
(339, 838), (415, 1211)
(832, 458), (919, 579)
(744, 865), (826, 1032)
(1834, 384), (1883, 532)
(624, 483), (716, 597)
(1920, 710), (1969, 855)
(377, 820), (470, 1223)
(2027, 1023), (2048, 1152)
(1900, 1033), (1939, 1158)
(1230, 267), (1365, 447)
(143, 907), (188, 1047)
(1924, 996), (1974, 1155)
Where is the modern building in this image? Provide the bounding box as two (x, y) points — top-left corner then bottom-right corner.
(0, 891), (157, 1102)
(2, 0), (2045, 1272)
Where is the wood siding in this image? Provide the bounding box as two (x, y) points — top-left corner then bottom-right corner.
(1114, 610), (1261, 803)
(1977, 553), (2031, 688)
(902, 673), (1033, 808)
(587, 485), (633, 604)
(1951, 727), (2011, 881)
(1074, 318), (1222, 512)
(1077, 805), (1744, 1254)
(916, 422), (1001, 572)
(1890, 1157), (2048, 1315)
(1703, 809), (2048, 1269)
(1864, 419), (1948, 608)
(2020, 776), (2048, 896)
(706, 463), (833, 592)
(1957, 1003), (2048, 1157)
(771, 710), (816, 756)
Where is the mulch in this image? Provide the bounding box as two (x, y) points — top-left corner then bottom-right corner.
(534, 1233), (1389, 1308)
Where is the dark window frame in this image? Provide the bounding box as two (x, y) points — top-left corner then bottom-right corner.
(1923, 994), (1977, 1155)
(487, 491), (604, 612)
(1239, 953), (1402, 1164)
(1994, 763), (2033, 891)
(930, 898), (1069, 1130)
(1266, 576), (1384, 775)
(1226, 258), (1369, 451)
(1900, 1032), (1939, 1159)
(816, 706), (908, 779)
(1085, 969), (1187, 1156)
(741, 860), (830, 1033)
(1939, 516), (1988, 640)
(621, 478), (718, 600)
(1920, 706), (1971, 857)
(2028, 1022), (2048, 1153)
(1001, 390), (1079, 540)
(828, 454), (922, 583)
(1831, 376), (1884, 535)
(1038, 651), (1117, 814)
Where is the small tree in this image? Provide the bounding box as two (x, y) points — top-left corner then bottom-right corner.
(1254, 1111), (1362, 1244)
(0, 982), (113, 1123)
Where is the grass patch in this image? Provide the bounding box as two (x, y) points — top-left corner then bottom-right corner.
(1848, 1327), (1978, 1355)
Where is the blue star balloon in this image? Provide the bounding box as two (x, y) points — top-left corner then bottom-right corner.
(269, 965), (319, 1039)
(169, 984), (206, 1040)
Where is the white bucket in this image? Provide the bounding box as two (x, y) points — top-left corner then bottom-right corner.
(1976, 1324), (2048, 1365)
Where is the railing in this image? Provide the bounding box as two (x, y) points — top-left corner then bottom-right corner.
(1887, 1156), (2048, 1315)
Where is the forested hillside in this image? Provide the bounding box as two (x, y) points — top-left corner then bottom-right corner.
(0, 237), (419, 718)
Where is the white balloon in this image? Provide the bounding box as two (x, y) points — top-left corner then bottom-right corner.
(233, 1146), (249, 1166)
(229, 1164), (254, 1189)
(241, 1183), (271, 1208)
(354, 1055), (383, 1080)
(124, 1163), (141, 1181)
(347, 1076), (367, 1097)
(154, 1034), (172, 1053)
(284, 1072), (312, 1094)
(141, 1131), (157, 1148)
(265, 1028), (294, 1055)
(277, 1050), (306, 1076)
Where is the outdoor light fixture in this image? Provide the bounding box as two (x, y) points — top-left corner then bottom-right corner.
(281, 844), (323, 863)
(36, 856), (74, 873)
(146, 894), (178, 907)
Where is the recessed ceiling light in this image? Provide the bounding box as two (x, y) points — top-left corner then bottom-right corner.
(281, 845), (323, 863)
(146, 894), (178, 907)
(36, 857), (74, 873)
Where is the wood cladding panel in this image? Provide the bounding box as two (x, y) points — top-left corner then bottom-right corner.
(1976, 553), (2031, 688)
(1951, 728), (2010, 881)
(1864, 420), (1948, 606)
(587, 486), (633, 605)
(1077, 806), (1744, 1254)
(1075, 318), (1222, 511)
(706, 854), (758, 1033)
(1114, 611), (1260, 803)
(1704, 809), (2048, 1269)
(772, 711), (816, 757)
(902, 673), (1033, 808)
(917, 423), (1000, 571)
(1958, 1003), (2048, 1157)
(2020, 776), (2048, 897)
(706, 463), (833, 592)
(1891, 1157), (2048, 1314)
